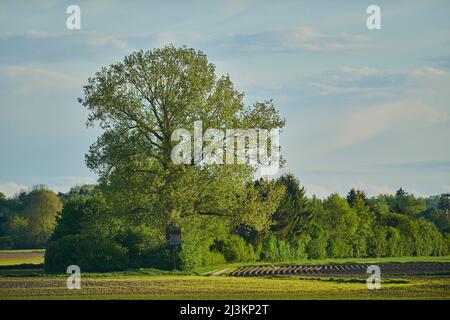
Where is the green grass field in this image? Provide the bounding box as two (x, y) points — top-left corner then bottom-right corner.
(0, 250), (449, 300)
(1, 275), (449, 300)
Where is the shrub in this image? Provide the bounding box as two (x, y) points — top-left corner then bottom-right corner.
(142, 243), (227, 271)
(45, 234), (129, 272)
(218, 235), (256, 262)
(204, 251), (227, 265)
(145, 245), (176, 270)
(178, 239), (208, 270)
(50, 194), (111, 242)
(260, 234), (306, 261)
(114, 225), (163, 268)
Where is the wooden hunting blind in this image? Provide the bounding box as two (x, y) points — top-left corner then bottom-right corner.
(166, 225), (181, 246)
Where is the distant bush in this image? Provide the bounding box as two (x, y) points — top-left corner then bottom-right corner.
(178, 239), (208, 270)
(216, 235), (256, 262)
(44, 234), (129, 272)
(204, 250), (227, 265)
(145, 244), (227, 270)
(144, 245), (175, 270)
(260, 234), (306, 261)
(114, 225), (164, 268)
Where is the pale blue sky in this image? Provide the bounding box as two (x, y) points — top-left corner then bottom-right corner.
(1, 0), (450, 197)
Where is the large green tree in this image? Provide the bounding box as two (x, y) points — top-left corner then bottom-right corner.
(323, 194), (358, 258)
(79, 46), (285, 232)
(272, 174), (312, 241)
(21, 188), (63, 247)
(1, 187), (62, 248)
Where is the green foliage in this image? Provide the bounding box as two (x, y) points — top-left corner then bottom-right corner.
(322, 194), (357, 258)
(347, 188), (368, 207)
(0, 188), (62, 249)
(260, 234), (307, 261)
(50, 193), (113, 241)
(272, 174), (312, 242)
(438, 193), (450, 212)
(421, 208), (450, 233)
(32, 45), (450, 270)
(215, 235), (256, 262)
(23, 189), (63, 246)
(306, 224), (328, 259)
(369, 197), (391, 216)
(114, 225), (164, 268)
(168, 216), (230, 271)
(386, 227), (403, 257)
(79, 45), (285, 235)
(368, 225), (389, 257)
(37, 180), (450, 272)
(382, 189), (427, 217)
(303, 199), (328, 259)
(45, 234), (129, 272)
(444, 233), (450, 255)
(415, 219), (446, 256)
(351, 197), (375, 257)
(58, 185), (97, 204)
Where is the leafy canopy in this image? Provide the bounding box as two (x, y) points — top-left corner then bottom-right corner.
(79, 45), (285, 231)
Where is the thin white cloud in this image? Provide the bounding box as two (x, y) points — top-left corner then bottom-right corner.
(410, 67), (446, 78)
(22, 30), (128, 49)
(331, 100), (449, 149)
(311, 82), (373, 95)
(223, 0), (253, 17)
(312, 66), (447, 96)
(153, 31), (207, 48)
(47, 176), (96, 194)
(211, 27), (370, 54)
(0, 177), (96, 197)
(305, 184), (331, 199)
(0, 181), (27, 197)
(1, 65), (81, 94)
(0, 31), (128, 63)
(367, 185), (396, 195)
(340, 66), (379, 77)
(61, 176), (95, 185)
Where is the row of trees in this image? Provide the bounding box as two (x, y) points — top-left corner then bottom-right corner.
(40, 178), (450, 272)
(1, 179), (449, 271)
(265, 179), (450, 260)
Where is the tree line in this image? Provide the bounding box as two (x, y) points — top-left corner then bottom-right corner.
(1, 179), (449, 271)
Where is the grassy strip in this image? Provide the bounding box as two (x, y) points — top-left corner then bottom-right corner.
(0, 275), (448, 300)
(1, 250), (449, 277)
(0, 249), (45, 253)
